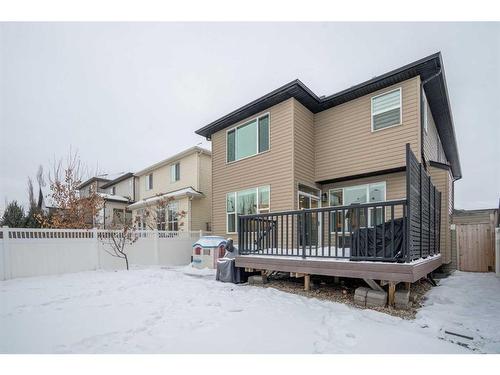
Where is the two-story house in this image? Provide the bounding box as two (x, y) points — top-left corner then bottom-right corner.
(78, 174), (135, 228)
(77, 177), (110, 198)
(196, 52), (461, 275)
(98, 173), (136, 228)
(128, 146), (212, 232)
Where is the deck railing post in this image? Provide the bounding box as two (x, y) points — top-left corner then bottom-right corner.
(301, 210), (306, 259)
(238, 216), (243, 253)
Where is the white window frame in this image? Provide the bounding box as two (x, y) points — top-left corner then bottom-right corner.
(170, 162), (180, 182)
(328, 182), (387, 233)
(145, 173), (153, 191)
(226, 185), (271, 234)
(371, 88), (402, 132)
(423, 91), (429, 134)
(226, 112), (270, 164)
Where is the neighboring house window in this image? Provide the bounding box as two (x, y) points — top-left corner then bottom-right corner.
(167, 201), (179, 231)
(156, 201), (179, 231)
(328, 182), (386, 232)
(227, 114), (270, 162)
(170, 162), (180, 182)
(226, 185), (270, 233)
(371, 88), (402, 131)
(136, 209), (146, 230)
(145, 173), (153, 190)
(125, 210), (132, 225)
(112, 208), (124, 224)
(110, 186), (116, 195)
(423, 91), (429, 133)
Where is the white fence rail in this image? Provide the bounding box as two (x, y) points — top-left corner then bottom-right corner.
(0, 227), (210, 280)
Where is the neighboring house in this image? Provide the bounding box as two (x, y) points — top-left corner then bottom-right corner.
(77, 177), (110, 197)
(196, 52), (461, 273)
(128, 146), (212, 232)
(98, 173), (136, 228)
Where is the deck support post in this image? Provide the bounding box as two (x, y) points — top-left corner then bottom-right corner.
(404, 282), (411, 290)
(304, 274), (311, 291)
(388, 282), (396, 307)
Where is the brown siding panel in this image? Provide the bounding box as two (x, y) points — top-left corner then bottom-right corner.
(211, 99), (295, 239)
(314, 77), (421, 182)
(293, 99), (317, 206)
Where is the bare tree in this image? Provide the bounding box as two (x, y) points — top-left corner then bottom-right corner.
(99, 223), (138, 270)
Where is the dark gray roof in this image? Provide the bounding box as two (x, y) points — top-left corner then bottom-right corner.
(100, 172), (134, 189)
(195, 52), (461, 179)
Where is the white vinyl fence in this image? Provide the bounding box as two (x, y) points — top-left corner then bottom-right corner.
(0, 227), (209, 280)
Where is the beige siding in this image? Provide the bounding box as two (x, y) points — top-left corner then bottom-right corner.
(103, 200), (130, 228)
(136, 152), (199, 200)
(314, 77), (421, 182)
(191, 153), (212, 232)
(423, 98), (447, 164)
(104, 177), (134, 199)
(429, 166), (453, 264)
(211, 99), (295, 238)
(131, 149), (211, 233)
(293, 99), (318, 206)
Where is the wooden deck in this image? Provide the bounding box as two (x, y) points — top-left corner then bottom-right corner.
(235, 254), (442, 283)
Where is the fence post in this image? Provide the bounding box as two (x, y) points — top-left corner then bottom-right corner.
(153, 229), (160, 265)
(2, 226), (11, 280)
(93, 227), (100, 270)
(496, 228), (500, 277)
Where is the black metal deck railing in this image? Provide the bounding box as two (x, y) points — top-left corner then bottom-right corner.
(238, 199), (411, 262)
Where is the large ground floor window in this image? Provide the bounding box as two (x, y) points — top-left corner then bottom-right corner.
(156, 201), (180, 231)
(226, 185), (270, 234)
(111, 208), (132, 226)
(329, 182), (386, 232)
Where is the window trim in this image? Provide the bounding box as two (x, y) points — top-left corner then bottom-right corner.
(226, 185), (271, 234)
(226, 112), (271, 164)
(328, 181), (387, 233)
(145, 173), (153, 191)
(370, 88), (402, 132)
(170, 162), (180, 183)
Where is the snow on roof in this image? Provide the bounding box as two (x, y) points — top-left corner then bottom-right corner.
(127, 187), (203, 210)
(192, 236), (227, 248)
(98, 193), (130, 202)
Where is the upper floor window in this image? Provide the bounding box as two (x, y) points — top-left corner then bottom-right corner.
(145, 173), (153, 190)
(227, 114), (269, 163)
(423, 91), (429, 133)
(110, 186), (116, 195)
(170, 162), (180, 182)
(371, 88), (402, 131)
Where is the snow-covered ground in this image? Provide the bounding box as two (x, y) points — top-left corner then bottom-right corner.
(1, 267), (499, 353)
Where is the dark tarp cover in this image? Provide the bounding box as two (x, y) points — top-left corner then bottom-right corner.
(350, 218), (405, 262)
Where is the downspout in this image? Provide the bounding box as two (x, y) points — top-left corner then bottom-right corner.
(103, 200), (106, 229)
(420, 67), (442, 167)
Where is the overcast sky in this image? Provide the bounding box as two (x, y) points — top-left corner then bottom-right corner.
(0, 22), (499, 212)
